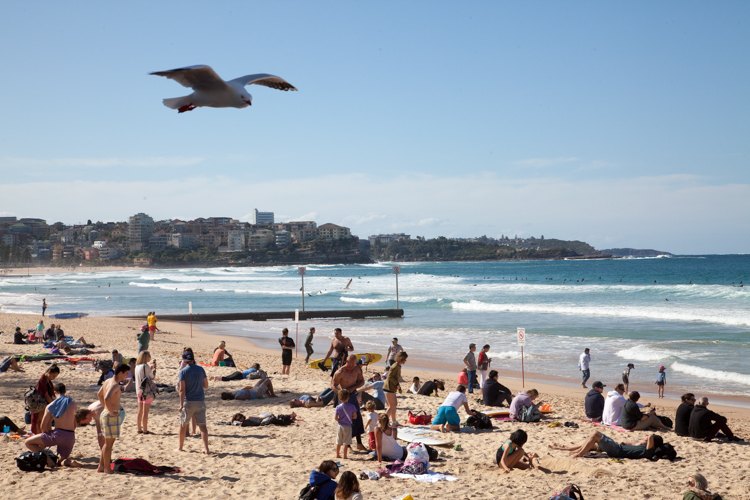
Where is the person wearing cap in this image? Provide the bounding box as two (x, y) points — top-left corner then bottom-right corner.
(584, 381), (606, 421)
(385, 337), (403, 368)
(177, 350), (210, 454)
(602, 383), (627, 426)
(622, 363), (635, 392)
(655, 365), (667, 399)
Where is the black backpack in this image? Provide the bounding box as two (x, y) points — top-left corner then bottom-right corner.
(466, 411), (493, 430)
(658, 415), (673, 428)
(299, 483), (319, 500)
(649, 443), (678, 461)
(16, 450), (59, 472)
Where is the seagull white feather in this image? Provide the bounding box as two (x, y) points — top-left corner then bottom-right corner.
(150, 64), (297, 113)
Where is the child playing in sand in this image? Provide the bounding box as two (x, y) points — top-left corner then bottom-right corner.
(656, 365), (667, 398)
(363, 400), (378, 450)
(335, 389), (358, 459)
(496, 429), (538, 472)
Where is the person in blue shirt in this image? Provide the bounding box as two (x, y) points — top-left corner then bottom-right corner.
(177, 350), (209, 454)
(305, 460), (339, 500)
(655, 365), (667, 399)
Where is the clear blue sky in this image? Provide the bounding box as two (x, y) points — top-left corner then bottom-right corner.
(1, 1), (748, 254)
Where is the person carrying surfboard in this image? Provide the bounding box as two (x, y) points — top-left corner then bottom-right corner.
(321, 328), (353, 377)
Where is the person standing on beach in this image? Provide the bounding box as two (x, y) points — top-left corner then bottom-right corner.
(98, 364), (130, 473)
(331, 354), (366, 451)
(477, 344), (492, 388)
(279, 328), (295, 375)
(178, 350), (210, 454)
(137, 324), (150, 354)
(384, 351), (408, 426)
(622, 363), (635, 392)
(385, 337), (403, 368)
(579, 348), (591, 388)
(42, 298), (47, 317)
(463, 343), (478, 393)
(655, 365), (667, 398)
(147, 311), (158, 341)
(304, 327), (315, 364)
(322, 328), (354, 377)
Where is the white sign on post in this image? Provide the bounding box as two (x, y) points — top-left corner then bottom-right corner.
(294, 309), (299, 323)
(517, 327), (526, 346)
(188, 301), (192, 314)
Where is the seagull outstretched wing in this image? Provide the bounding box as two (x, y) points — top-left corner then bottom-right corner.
(150, 65), (227, 91)
(230, 74), (297, 91)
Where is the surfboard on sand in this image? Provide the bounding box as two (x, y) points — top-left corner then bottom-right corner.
(52, 312), (88, 319)
(397, 426), (455, 447)
(308, 353), (382, 369)
(485, 410), (510, 418)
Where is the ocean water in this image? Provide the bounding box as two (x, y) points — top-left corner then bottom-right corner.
(1, 255), (749, 396)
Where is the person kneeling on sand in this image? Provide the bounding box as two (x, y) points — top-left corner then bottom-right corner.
(496, 429), (538, 473)
(550, 431), (672, 460)
(619, 391), (671, 431)
(25, 383), (94, 467)
(430, 385), (476, 433)
(417, 379), (445, 397)
(220, 378), (276, 400)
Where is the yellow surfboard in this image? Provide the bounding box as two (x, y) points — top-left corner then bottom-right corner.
(308, 353), (383, 369)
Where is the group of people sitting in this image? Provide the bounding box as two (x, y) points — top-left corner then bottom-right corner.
(675, 393), (742, 442)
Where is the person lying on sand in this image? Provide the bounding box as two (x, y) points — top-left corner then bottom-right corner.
(289, 388), (337, 408)
(214, 363), (266, 382)
(549, 430), (667, 460)
(220, 378), (276, 400)
(229, 412), (298, 426)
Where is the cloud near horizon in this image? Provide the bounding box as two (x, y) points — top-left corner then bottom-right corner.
(1, 173), (748, 254)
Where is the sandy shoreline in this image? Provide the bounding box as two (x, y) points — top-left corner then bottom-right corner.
(1, 312), (749, 499)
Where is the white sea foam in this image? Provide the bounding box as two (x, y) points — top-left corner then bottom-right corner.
(671, 361), (750, 387)
(615, 345), (690, 362)
(340, 297), (389, 304)
(449, 300), (750, 327)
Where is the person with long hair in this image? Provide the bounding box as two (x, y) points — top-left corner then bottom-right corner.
(135, 351), (157, 434)
(31, 364), (60, 434)
(335, 471), (363, 499)
(383, 351), (407, 426)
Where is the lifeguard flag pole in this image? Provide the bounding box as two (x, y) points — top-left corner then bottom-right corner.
(189, 301), (193, 339)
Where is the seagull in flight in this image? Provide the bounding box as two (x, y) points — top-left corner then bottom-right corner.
(150, 64), (297, 113)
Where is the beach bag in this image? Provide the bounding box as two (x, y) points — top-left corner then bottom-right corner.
(466, 411), (493, 430)
(16, 449), (59, 472)
(408, 410), (432, 425)
(658, 415), (673, 429)
(299, 484), (319, 500)
(140, 375), (158, 400)
(649, 443), (678, 461)
(24, 387), (47, 413)
(550, 483), (584, 500)
(520, 404), (542, 423)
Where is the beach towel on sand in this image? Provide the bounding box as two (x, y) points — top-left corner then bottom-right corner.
(111, 458), (180, 475)
(390, 471), (458, 483)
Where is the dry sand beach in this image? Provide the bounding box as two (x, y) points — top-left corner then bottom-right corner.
(1, 312), (749, 499)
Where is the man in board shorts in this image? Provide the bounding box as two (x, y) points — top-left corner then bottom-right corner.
(98, 364), (131, 473)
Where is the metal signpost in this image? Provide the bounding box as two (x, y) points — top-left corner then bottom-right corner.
(294, 308), (299, 358)
(392, 265), (401, 309)
(189, 301), (193, 339)
(517, 327), (526, 388)
(298, 266), (306, 312)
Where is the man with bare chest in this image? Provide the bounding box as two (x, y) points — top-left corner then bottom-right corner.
(24, 383), (93, 466)
(322, 328), (354, 376)
(97, 364), (131, 473)
(332, 355), (366, 450)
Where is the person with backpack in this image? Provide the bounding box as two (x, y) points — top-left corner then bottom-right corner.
(135, 351), (157, 435)
(30, 364), (60, 434)
(496, 429), (538, 472)
(509, 389), (540, 421)
(302, 460), (339, 500)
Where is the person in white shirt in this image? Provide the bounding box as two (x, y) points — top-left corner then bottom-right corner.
(602, 383), (627, 426)
(579, 348), (591, 388)
(430, 385), (476, 432)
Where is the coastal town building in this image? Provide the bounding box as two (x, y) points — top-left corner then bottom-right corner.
(128, 213), (154, 251)
(250, 209), (274, 226)
(318, 223), (351, 240)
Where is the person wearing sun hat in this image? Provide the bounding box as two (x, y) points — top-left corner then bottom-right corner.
(622, 363), (635, 392)
(584, 381), (606, 421)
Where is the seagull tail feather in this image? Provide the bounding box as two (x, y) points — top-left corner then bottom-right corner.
(162, 96), (190, 109)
